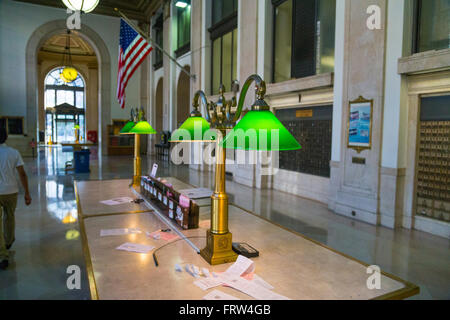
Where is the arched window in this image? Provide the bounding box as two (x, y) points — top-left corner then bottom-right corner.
(44, 67), (86, 143)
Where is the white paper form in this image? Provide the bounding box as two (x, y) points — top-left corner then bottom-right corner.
(100, 228), (142, 237)
(252, 274), (274, 290)
(203, 290), (240, 300)
(100, 197), (133, 206)
(194, 278), (224, 291)
(115, 242), (155, 254)
(219, 273), (290, 300)
(224, 255), (255, 277)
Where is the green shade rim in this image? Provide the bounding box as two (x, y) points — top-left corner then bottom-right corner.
(225, 145), (302, 151)
(120, 121), (136, 134)
(129, 121), (157, 134)
(169, 116), (212, 142)
(221, 110), (302, 151)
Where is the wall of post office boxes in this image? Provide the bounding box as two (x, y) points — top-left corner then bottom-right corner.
(275, 105), (332, 178)
(415, 96), (450, 223)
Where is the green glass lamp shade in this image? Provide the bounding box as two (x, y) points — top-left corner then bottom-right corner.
(170, 116), (215, 142)
(222, 110), (302, 151)
(129, 121), (157, 134)
(120, 121), (136, 134)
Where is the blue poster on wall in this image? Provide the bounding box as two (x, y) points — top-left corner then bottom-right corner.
(348, 98), (372, 151)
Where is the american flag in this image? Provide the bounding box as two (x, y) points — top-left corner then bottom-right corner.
(117, 19), (152, 109)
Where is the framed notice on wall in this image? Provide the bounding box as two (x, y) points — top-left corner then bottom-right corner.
(347, 96), (373, 153)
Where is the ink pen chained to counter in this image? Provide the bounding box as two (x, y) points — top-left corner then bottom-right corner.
(152, 236), (205, 267)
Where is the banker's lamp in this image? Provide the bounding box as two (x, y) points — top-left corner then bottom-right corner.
(120, 107), (156, 187)
(171, 74), (301, 265)
(120, 110), (136, 134)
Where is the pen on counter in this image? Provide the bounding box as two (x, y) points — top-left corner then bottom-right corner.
(153, 253), (159, 267)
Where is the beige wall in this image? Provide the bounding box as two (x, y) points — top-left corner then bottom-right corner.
(146, 0), (450, 238)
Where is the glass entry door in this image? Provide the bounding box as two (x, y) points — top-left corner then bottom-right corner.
(56, 117), (76, 143)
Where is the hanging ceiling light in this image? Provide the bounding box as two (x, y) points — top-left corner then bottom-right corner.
(60, 30), (78, 83)
(175, 1), (190, 8)
(62, 0), (100, 13)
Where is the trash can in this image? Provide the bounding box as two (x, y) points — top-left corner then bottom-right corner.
(74, 149), (90, 173)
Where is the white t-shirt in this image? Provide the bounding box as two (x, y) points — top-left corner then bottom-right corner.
(0, 144), (24, 195)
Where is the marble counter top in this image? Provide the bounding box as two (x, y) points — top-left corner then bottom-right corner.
(75, 179), (150, 217)
(76, 179), (419, 300)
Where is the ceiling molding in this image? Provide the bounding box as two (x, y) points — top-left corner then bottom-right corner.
(40, 32), (96, 56)
(38, 51), (97, 64)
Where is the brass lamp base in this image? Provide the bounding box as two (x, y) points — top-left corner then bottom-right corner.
(200, 230), (238, 265)
(132, 134), (141, 188)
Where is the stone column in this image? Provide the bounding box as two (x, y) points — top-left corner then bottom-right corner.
(329, 0), (388, 225)
(37, 61), (45, 136)
(329, 0), (347, 211)
(86, 63), (99, 135)
(191, 0), (202, 95)
(233, 0), (259, 188)
(379, 0), (409, 228)
(162, 2), (172, 132)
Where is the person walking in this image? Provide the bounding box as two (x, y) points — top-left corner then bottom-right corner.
(0, 127), (31, 270)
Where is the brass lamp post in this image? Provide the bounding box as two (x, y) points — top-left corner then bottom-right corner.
(171, 75), (301, 265)
(171, 84), (238, 265)
(121, 107), (156, 187)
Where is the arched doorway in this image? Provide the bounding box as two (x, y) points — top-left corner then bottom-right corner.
(26, 20), (111, 154)
(176, 66), (191, 127)
(44, 67), (86, 143)
(38, 30), (98, 145)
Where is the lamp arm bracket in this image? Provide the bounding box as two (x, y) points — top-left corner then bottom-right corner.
(225, 96), (237, 122)
(234, 74), (267, 122)
(192, 90), (212, 122)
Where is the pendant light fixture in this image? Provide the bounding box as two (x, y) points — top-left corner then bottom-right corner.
(60, 29), (78, 83)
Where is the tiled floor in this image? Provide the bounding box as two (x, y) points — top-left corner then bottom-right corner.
(0, 146), (448, 299)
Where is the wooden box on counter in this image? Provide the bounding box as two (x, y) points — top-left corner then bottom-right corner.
(140, 176), (199, 229)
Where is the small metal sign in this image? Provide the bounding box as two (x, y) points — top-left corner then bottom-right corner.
(352, 157), (366, 165)
(296, 109), (313, 118)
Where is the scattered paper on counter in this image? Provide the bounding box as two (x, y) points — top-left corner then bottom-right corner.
(100, 228), (141, 237)
(252, 274), (274, 290)
(100, 197), (133, 206)
(194, 278), (223, 291)
(146, 230), (179, 241)
(202, 268), (210, 278)
(115, 242), (154, 254)
(188, 255), (288, 300)
(203, 289), (240, 300)
(219, 273), (290, 300)
(185, 264), (199, 278)
(224, 255), (255, 277)
(175, 264), (183, 272)
(192, 265), (201, 277)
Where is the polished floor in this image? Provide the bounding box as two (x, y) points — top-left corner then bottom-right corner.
(0, 146), (448, 300)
